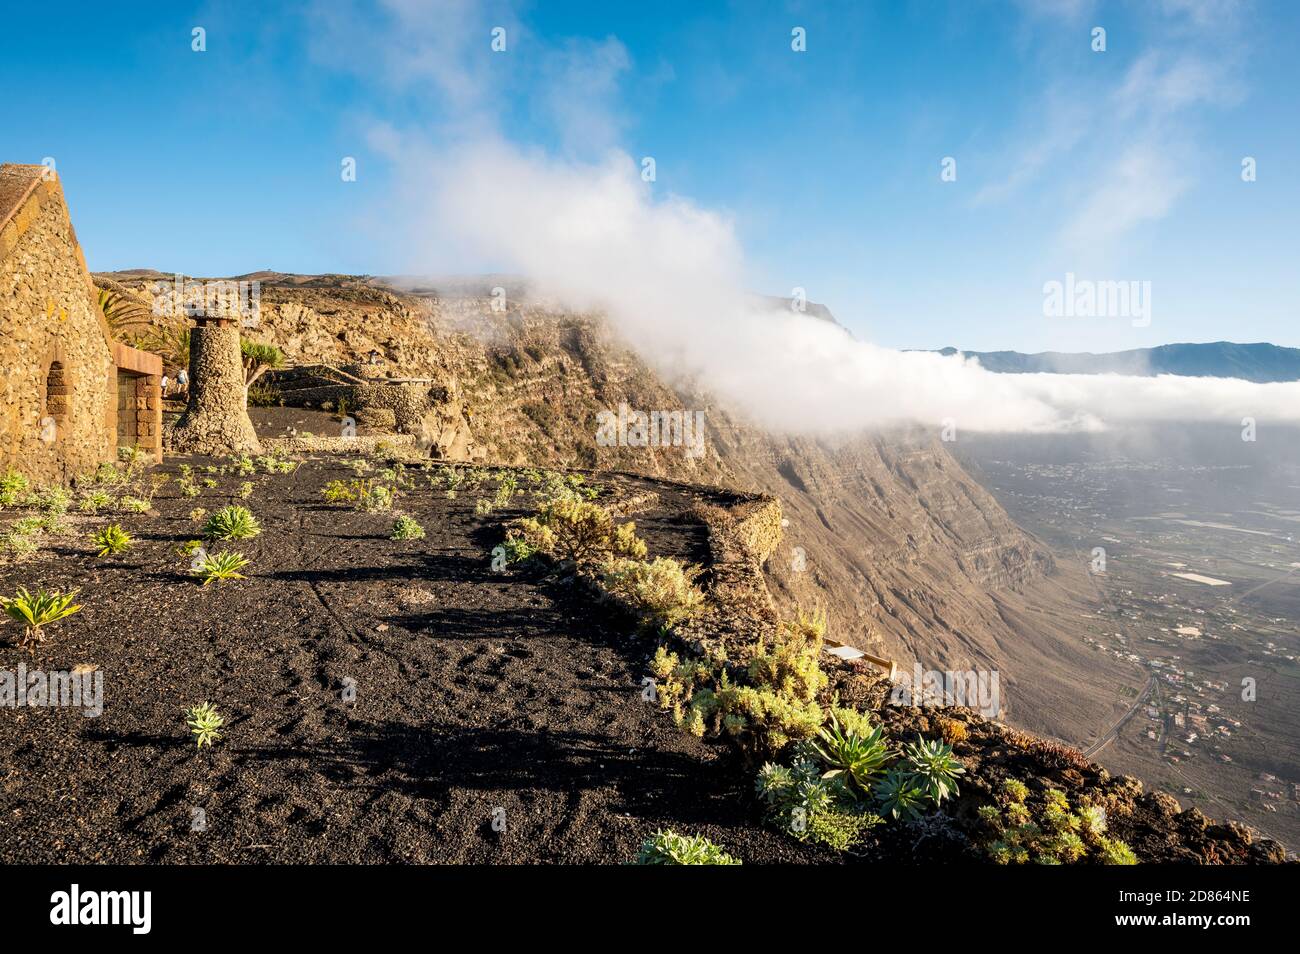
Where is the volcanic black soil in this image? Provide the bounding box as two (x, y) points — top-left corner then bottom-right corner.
(0, 454), (834, 864)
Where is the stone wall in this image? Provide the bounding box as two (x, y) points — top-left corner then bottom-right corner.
(0, 177), (116, 483)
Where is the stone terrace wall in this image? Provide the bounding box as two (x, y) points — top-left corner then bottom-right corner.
(0, 174), (116, 482)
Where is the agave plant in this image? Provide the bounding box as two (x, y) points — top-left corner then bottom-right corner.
(875, 769), (930, 822)
(810, 712), (893, 794)
(900, 735), (966, 805)
(91, 523), (133, 557)
(202, 505), (261, 541)
(185, 702), (225, 748)
(193, 550), (250, 586)
(1, 587), (82, 652)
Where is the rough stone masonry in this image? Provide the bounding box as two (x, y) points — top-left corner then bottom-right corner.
(0, 163), (162, 483)
(168, 321), (262, 455)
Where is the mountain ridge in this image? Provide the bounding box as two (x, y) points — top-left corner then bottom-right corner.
(933, 341), (1300, 383)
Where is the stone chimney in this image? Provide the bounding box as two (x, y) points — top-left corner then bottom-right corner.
(168, 314), (261, 455)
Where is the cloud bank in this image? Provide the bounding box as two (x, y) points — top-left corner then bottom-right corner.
(379, 137), (1300, 434)
(327, 1), (1300, 435)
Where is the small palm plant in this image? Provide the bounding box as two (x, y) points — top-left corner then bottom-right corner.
(185, 702), (224, 748)
(202, 505), (261, 541)
(1, 587), (82, 652)
(193, 550), (250, 586)
(91, 523), (133, 557)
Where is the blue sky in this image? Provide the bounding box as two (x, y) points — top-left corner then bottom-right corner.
(2, 0), (1296, 352)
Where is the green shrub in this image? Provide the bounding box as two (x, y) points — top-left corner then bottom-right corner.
(981, 779), (1138, 865)
(257, 454), (296, 474)
(10, 517), (44, 536)
(755, 756), (880, 851)
(118, 496), (151, 514)
(660, 610), (830, 757)
(511, 498), (645, 570)
(633, 830), (740, 865)
(247, 383), (280, 407)
(1002, 778), (1030, 803)
(91, 523), (133, 557)
(391, 515), (426, 540)
(322, 479), (355, 503)
(0, 530), (41, 559)
(493, 473), (519, 508)
(92, 462), (125, 486)
(647, 646), (716, 718)
(358, 482), (395, 512)
(498, 536), (537, 564)
(78, 490), (113, 514)
(532, 471), (589, 506)
(1096, 836), (1139, 865)
(747, 609), (828, 704)
(1, 586), (82, 651)
(0, 470), (30, 507)
(31, 486), (72, 515)
(325, 477), (396, 512)
(192, 550), (250, 586)
(434, 467), (464, 498)
(600, 556), (706, 629)
(185, 702), (224, 748)
(203, 505), (261, 541)
(691, 678), (826, 756)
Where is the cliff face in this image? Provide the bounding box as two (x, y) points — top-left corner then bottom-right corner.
(101, 273), (1142, 742)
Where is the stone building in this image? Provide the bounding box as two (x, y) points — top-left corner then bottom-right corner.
(0, 163), (162, 482)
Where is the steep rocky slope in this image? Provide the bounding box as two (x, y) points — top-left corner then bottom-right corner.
(100, 272), (1142, 743)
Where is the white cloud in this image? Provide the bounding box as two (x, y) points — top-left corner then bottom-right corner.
(382, 137), (1300, 434)
(977, 8), (1246, 254)
(1060, 141), (1193, 250)
(316, 2), (1300, 437)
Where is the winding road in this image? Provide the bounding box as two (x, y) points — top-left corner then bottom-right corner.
(1082, 671), (1157, 759)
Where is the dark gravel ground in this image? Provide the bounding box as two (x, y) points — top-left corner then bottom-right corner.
(0, 453), (834, 864)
